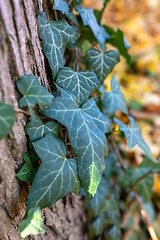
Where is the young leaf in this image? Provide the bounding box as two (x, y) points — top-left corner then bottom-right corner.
(17, 75), (54, 113)
(25, 116), (59, 142)
(84, 48), (120, 84)
(76, 6), (109, 52)
(53, 0), (69, 16)
(19, 207), (45, 238)
(90, 177), (110, 217)
(102, 76), (128, 115)
(16, 152), (37, 182)
(119, 116), (157, 162)
(41, 85), (111, 200)
(26, 133), (81, 210)
(56, 67), (100, 104)
(37, 12), (79, 78)
(106, 28), (131, 64)
(0, 102), (15, 140)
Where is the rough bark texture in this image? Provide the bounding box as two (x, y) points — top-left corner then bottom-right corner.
(0, 0), (87, 239)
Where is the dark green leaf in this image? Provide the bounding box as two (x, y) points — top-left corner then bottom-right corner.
(94, 0), (110, 24)
(92, 214), (107, 236)
(90, 177), (110, 217)
(19, 207), (44, 238)
(84, 48), (120, 84)
(119, 117), (157, 162)
(103, 151), (118, 179)
(17, 75), (54, 113)
(56, 67), (100, 104)
(106, 28), (131, 64)
(122, 157), (160, 190)
(53, 0), (69, 16)
(37, 12), (79, 78)
(0, 102), (15, 140)
(16, 153), (37, 182)
(25, 116), (59, 142)
(41, 85), (111, 200)
(108, 225), (122, 239)
(26, 133), (81, 210)
(76, 6), (109, 51)
(136, 174), (153, 201)
(103, 76), (128, 115)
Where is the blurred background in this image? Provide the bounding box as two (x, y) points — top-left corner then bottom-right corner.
(84, 0), (160, 237)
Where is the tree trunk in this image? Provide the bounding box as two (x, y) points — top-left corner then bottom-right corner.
(0, 0), (87, 239)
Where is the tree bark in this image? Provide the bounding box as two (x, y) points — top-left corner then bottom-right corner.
(0, 0), (87, 239)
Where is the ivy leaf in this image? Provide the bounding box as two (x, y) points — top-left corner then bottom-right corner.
(92, 214), (107, 236)
(19, 207), (44, 238)
(119, 116), (157, 162)
(102, 76), (128, 115)
(56, 67), (100, 104)
(90, 177), (110, 217)
(0, 102), (15, 140)
(94, 0), (110, 24)
(41, 85), (111, 200)
(104, 151), (118, 179)
(26, 133), (81, 210)
(53, 0), (69, 16)
(76, 6), (109, 52)
(106, 28), (131, 64)
(136, 174), (153, 201)
(37, 12), (79, 78)
(25, 116), (59, 142)
(17, 75), (54, 113)
(122, 157), (160, 187)
(84, 48), (120, 84)
(16, 153), (37, 182)
(108, 225), (122, 239)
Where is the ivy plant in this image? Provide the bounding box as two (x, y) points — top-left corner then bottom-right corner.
(0, 0), (157, 239)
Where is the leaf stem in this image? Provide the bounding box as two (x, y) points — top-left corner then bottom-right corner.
(54, 9), (58, 21)
(110, 136), (125, 171)
(14, 108), (31, 116)
(126, 170), (153, 204)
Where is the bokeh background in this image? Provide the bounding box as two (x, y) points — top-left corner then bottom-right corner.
(84, 0), (160, 237)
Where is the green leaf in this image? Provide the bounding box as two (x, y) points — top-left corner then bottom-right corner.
(90, 177), (110, 217)
(92, 214), (107, 236)
(25, 116), (59, 142)
(84, 48), (120, 84)
(108, 225), (122, 239)
(56, 67), (100, 104)
(16, 152), (37, 182)
(122, 157), (160, 187)
(26, 133), (81, 210)
(41, 85), (111, 200)
(103, 151), (118, 179)
(19, 207), (44, 238)
(76, 6), (109, 51)
(94, 0), (110, 24)
(119, 116), (157, 162)
(102, 76), (128, 115)
(136, 174), (153, 201)
(53, 0), (69, 16)
(106, 28), (131, 64)
(17, 75), (54, 113)
(0, 102), (15, 140)
(37, 12), (79, 78)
